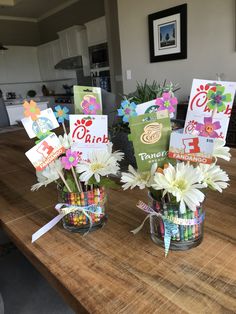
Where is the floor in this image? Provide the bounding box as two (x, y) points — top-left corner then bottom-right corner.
(0, 230), (74, 314)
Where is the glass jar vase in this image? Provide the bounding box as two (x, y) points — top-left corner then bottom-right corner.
(148, 193), (204, 251)
(60, 187), (107, 234)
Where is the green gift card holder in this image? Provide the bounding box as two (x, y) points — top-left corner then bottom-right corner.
(129, 110), (172, 171)
(73, 85), (102, 115)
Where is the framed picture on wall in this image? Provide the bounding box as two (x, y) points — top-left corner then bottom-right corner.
(148, 4), (187, 62)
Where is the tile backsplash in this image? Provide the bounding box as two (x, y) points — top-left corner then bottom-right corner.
(0, 78), (77, 99)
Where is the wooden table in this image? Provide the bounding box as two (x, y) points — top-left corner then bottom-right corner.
(0, 130), (236, 314)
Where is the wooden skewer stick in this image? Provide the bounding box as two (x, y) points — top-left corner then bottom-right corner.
(62, 122), (67, 135)
(211, 107), (218, 118)
(56, 169), (72, 193)
(71, 167), (82, 193)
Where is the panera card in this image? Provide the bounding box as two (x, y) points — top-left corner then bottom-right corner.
(129, 110), (172, 171)
(184, 79), (236, 141)
(25, 133), (65, 171)
(169, 130), (214, 164)
(70, 115), (108, 159)
(21, 108), (59, 139)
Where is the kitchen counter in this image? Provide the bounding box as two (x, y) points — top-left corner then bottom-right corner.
(6, 101), (48, 125)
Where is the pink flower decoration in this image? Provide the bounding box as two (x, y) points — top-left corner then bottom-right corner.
(61, 149), (80, 170)
(195, 117), (221, 138)
(155, 92), (178, 113)
(81, 96), (101, 114)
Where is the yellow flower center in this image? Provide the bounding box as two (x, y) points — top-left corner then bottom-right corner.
(205, 125), (213, 133)
(173, 179), (187, 191)
(91, 163), (104, 172)
(58, 109), (64, 116)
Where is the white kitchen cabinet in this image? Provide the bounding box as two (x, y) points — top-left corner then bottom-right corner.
(57, 25), (87, 59)
(37, 43), (55, 81)
(6, 102), (48, 125)
(85, 16), (107, 47)
(37, 41), (76, 81)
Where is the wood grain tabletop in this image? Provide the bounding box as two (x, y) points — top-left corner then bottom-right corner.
(0, 130), (235, 314)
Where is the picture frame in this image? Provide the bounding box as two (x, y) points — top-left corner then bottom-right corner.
(148, 4), (187, 62)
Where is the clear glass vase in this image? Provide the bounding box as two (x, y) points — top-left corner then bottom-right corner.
(59, 187), (107, 234)
(148, 193), (204, 251)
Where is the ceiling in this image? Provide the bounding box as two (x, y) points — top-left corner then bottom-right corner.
(0, 0), (79, 20)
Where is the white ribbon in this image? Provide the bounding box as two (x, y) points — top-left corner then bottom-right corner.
(31, 203), (102, 243)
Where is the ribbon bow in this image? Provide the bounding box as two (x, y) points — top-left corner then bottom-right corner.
(31, 203), (102, 243)
(131, 201), (179, 257)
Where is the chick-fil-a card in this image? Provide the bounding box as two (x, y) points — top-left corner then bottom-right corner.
(70, 115), (108, 159)
(184, 79), (236, 140)
(21, 108), (59, 139)
(168, 130), (214, 164)
(25, 133), (65, 171)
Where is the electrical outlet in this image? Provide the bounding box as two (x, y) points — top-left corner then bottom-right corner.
(126, 70), (132, 80)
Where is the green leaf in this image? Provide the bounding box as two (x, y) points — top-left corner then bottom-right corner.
(88, 176), (119, 189)
(99, 177), (120, 189)
(63, 172), (78, 192)
(224, 93), (232, 102)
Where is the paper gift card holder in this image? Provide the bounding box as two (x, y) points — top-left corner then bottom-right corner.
(73, 85), (102, 115)
(70, 114), (108, 160)
(129, 110), (172, 171)
(21, 108), (59, 139)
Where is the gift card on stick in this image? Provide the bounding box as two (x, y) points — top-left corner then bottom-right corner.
(73, 86), (102, 114)
(168, 130), (214, 164)
(184, 79), (236, 140)
(25, 133), (65, 171)
(21, 108), (59, 139)
(70, 115), (108, 160)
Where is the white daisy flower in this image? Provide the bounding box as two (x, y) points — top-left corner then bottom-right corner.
(31, 160), (63, 191)
(152, 163), (206, 213)
(107, 142), (124, 161)
(198, 163), (229, 192)
(76, 148), (120, 183)
(58, 133), (74, 149)
(121, 163), (157, 190)
(213, 139), (231, 161)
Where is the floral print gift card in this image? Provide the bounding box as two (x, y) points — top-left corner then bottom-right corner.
(184, 79), (236, 140)
(73, 86), (102, 115)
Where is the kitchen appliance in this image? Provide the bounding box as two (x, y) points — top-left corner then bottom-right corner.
(89, 43), (109, 69)
(54, 56), (83, 70)
(6, 92), (16, 99)
(54, 95), (73, 104)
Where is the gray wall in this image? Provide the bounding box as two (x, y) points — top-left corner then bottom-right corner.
(38, 0), (105, 44)
(0, 20), (40, 46)
(104, 0), (123, 102)
(118, 0), (236, 101)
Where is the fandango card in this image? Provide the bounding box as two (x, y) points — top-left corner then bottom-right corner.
(21, 108), (59, 139)
(69, 115), (108, 159)
(168, 130), (214, 164)
(25, 133), (65, 171)
(184, 79), (236, 140)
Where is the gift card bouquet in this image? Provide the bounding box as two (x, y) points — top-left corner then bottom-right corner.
(112, 80), (180, 169)
(21, 88), (124, 242)
(120, 79), (234, 256)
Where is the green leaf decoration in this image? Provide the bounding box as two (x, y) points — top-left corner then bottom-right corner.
(206, 89), (214, 99)
(224, 93), (232, 102)
(35, 130), (53, 144)
(99, 177), (120, 189)
(63, 177), (77, 193)
(87, 176), (119, 190)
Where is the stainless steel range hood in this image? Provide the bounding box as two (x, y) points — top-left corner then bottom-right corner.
(54, 56), (83, 70)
